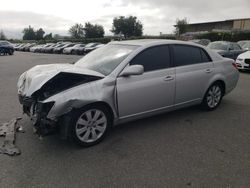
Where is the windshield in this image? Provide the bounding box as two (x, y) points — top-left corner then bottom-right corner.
(85, 43), (98, 48)
(75, 44), (139, 76)
(208, 42), (228, 50)
(242, 43), (250, 50)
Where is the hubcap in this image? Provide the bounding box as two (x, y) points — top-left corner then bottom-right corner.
(207, 85), (222, 108)
(75, 109), (107, 143)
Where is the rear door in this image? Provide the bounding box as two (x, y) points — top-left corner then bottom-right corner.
(116, 45), (175, 118)
(171, 44), (214, 106)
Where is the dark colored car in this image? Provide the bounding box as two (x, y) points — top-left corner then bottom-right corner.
(53, 43), (75, 54)
(207, 41), (246, 60)
(0, 41), (14, 55)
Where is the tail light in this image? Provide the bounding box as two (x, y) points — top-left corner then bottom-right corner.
(232, 62), (238, 69)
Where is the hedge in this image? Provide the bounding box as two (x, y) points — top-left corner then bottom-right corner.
(196, 31), (250, 42)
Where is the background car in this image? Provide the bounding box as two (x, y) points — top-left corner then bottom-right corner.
(238, 40), (250, 48)
(24, 43), (36, 52)
(19, 43), (30, 51)
(77, 43), (99, 55)
(17, 40), (239, 146)
(40, 43), (55, 53)
(30, 44), (44, 53)
(236, 51), (250, 71)
(0, 40), (14, 55)
(63, 44), (85, 55)
(53, 43), (75, 54)
(83, 43), (104, 54)
(241, 42), (250, 51)
(190, 39), (211, 46)
(42, 44), (60, 53)
(14, 43), (23, 51)
(207, 41), (245, 60)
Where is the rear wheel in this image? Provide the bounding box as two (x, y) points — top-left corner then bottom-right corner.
(201, 83), (223, 110)
(70, 105), (112, 147)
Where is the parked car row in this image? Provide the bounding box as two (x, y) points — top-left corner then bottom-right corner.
(14, 42), (105, 55)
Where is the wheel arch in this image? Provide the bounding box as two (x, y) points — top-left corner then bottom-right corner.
(81, 101), (115, 123)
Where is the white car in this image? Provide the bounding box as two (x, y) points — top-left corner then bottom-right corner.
(236, 51), (250, 70)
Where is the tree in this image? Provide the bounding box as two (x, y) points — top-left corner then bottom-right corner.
(69, 23), (84, 39)
(36, 28), (45, 40)
(22, 26), (36, 40)
(44, 33), (53, 40)
(111, 16), (143, 38)
(84, 22), (105, 38)
(0, 30), (6, 40)
(175, 18), (189, 36)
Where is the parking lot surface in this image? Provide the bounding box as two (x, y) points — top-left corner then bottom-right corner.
(0, 52), (250, 188)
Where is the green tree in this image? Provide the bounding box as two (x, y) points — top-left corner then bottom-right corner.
(84, 22), (105, 38)
(0, 30), (6, 40)
(69, 23), (84, 39)
(22, 26), (36, 40)
(175, 18), (189, 36)
(111, 16), (143, 38)
(36, 28), (45, 40)
(44, 33), (53, 40)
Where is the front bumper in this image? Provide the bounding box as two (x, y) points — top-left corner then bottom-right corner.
(236, 59), (250, 70)
(18, 94), (57, 135)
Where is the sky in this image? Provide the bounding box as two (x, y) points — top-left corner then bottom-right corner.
(0, 0), (249, 39)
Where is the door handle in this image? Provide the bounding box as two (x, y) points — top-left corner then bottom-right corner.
(164, 75), (174, 81)
(205, 69), (212, 73)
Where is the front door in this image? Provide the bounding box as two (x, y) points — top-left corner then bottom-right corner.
(116, 45), (175, 118)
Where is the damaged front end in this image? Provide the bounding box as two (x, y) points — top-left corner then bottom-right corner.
(17, 64), (104, 136)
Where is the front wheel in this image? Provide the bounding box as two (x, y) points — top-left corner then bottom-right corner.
(201, 83), (223, 110)
(70, 105), (111, 147)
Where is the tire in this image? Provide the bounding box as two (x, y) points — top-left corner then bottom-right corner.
(69, 105), (112, 147)
(8, 50), (14, 55)
(201, 83), (223, 110)
(71, 50), (77, 55)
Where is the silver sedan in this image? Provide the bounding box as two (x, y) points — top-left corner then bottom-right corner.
(17, 39), (239, 146)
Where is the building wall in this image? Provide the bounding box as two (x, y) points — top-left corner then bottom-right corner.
(186, 21), (233, 32)
(233, 19), (250, 30)
(186, 19), (250, 33)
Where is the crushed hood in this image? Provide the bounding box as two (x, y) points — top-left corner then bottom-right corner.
(17, 63), (104, 97)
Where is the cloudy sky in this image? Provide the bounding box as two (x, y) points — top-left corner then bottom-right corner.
(0, 0), (249, 39)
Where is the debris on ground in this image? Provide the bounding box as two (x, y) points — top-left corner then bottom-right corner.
(0, 117), (23, 156)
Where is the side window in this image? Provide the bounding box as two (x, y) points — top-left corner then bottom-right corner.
(173, 45), (203, 66)
(130, 45), (170, 72)
(200, 49), (212, 62)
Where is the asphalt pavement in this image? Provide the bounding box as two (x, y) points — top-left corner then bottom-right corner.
(0, 52), (249, 188)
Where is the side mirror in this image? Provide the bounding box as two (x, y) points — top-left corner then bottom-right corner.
(120, 65), (144, 77)
(228, 47), (233, 51)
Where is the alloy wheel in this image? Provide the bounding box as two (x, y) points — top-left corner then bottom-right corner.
(206, 85), (222, 108)
(75, 109), (107, 143)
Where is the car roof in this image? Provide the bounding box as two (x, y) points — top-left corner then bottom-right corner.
(109, 39), (204, 47)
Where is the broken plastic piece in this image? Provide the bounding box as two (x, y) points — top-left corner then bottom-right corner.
(0, 117), (22, 156)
